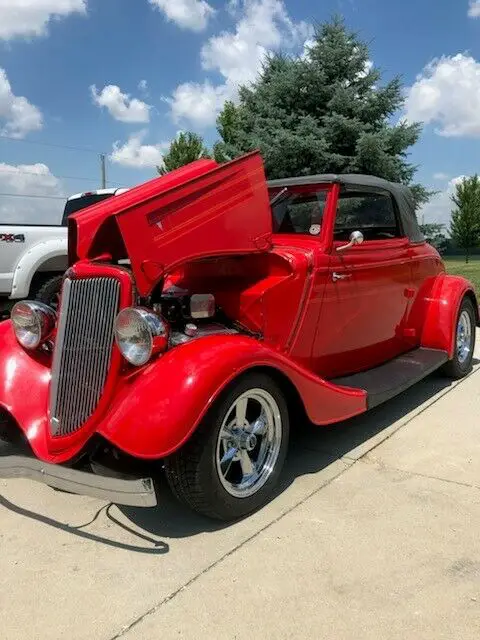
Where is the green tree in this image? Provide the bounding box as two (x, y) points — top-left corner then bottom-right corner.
(157, 132), (211, 175)
(214, 17), (428, 207)
(419, 223), (448, 254)
(213, 101), (241, 163)
(450, 175), (480, 263)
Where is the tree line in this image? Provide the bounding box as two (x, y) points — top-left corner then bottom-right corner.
(157, 17), (479, 263)
(417, 178), (480, 263)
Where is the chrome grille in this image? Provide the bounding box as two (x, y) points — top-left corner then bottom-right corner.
(50, 277), (120, 437)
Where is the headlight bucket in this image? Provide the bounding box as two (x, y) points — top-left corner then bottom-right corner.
(11, 301), (56, 349)
(114, 307), (169, 367)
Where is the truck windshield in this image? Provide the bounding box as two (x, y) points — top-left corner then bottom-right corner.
(62, 193), (114, 224)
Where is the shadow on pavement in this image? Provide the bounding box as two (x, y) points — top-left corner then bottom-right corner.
(0, 495), (170, 554)
(0, 368), (474, 551)
(119, 370), (459, 540)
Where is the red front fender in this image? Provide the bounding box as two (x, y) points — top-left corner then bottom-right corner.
(98, 335), (366, 459)
(0, 323), (366, 462)
(0, 321), (57, 460)
(420, 274), (478, 357)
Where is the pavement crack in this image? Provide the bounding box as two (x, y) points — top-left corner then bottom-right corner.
(348, 366), (480, 465)
(108, 460), (350, 639)
(365, 460), (480, 492)
(109, 366), (480, 639)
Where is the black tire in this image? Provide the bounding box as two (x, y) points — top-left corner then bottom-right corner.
(33, 275), (64, 311)
(164, 372), (290, 521)
(442, 297), (476, 379)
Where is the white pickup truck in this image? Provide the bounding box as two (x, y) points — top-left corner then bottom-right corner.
(0, 188), (127, 316)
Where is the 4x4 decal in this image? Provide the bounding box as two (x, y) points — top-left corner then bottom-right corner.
(0, 233), (25, 243)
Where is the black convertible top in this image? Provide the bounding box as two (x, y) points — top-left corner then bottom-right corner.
(267, 174), (424, 244)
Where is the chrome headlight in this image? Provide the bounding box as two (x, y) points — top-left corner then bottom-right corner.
(11, 301), (56, 349)
(114, 307), (169, 366)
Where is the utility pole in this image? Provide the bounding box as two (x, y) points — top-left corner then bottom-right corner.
(100, 154), (106, 189)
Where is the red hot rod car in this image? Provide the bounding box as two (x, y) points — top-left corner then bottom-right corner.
(0, 151), (477, 520)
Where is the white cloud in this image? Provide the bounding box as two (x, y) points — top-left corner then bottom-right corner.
(226, 0), (241, 16)
(301, 37), (315, 60)
(168, 0), (311, 127)
(404, 53), (480, 137)
(138, 79), (149, 95)
(0, 68), (43, 138)
(358, 59), (374, 79)
(169, 82), (230, 128)
(418, 176), (465, 227)
(0, 163), (64, 224)
(90, 84), (151, 123)
(468, 1), (480, 17)
(433, 172), (449, 181)
(0, 0), (86, 40)
(148, 0), (214, 31)
(110, 130), (167, 168)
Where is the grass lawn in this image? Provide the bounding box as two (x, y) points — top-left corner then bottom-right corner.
(444, 256), (480, 293)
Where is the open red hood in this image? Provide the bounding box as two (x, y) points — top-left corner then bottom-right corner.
(69, 151), (272, 296)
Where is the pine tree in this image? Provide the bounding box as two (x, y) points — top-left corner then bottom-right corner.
(214, 17), (428, 206)
(450, 176), (480, 263)
(157, 132), (211, 175)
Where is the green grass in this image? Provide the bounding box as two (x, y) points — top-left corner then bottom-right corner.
(444, 256), (480, 293)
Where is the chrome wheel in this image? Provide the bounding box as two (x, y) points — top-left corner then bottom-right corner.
(216, 388), (282, 499)
(457, 310), (473, 365)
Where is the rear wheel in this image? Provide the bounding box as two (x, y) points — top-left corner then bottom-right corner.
(164, 372), (289, 521)
(443, 297), (476, 379)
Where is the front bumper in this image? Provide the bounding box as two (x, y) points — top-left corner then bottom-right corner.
(0, 440), (157, 508)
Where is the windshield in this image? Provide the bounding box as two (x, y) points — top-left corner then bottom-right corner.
(62, 193), (115, 224)
(272, 191), (328, 235)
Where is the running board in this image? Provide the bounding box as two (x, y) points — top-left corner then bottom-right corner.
(331, 348), (449, 409)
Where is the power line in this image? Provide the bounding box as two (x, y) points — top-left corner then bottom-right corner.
(0, 183), (125, 199)
(0, 192), (66, 200)
(0, 134), (106, 155)
(0, 166), (108, 183)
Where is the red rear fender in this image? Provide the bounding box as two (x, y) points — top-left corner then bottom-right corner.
(420, 274), (478, 357)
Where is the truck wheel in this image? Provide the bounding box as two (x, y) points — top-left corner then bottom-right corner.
(164, 372), (289, 521)
(443, 297), (476, 379)
(33, 275), (63, 311)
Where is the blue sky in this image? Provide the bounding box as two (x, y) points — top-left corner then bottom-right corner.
(0, 0), (479, 225)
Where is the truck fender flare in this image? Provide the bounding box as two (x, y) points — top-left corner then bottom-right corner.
(421, 274), (478, 357)
(11, 238), (68, 299)
(98, 335), (366, 459)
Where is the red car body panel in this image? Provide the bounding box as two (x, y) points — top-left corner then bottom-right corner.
(0, 322), (366, 462)
(70, 152), (272, 297)
(96, 335), (367, 459)
(420, 274), (478, 357)
(0, 152), (477, 467)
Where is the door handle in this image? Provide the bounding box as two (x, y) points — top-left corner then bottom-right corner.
(332, 272), (352, 282)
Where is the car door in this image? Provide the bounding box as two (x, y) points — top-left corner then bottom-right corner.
(312, 187), (413, 379)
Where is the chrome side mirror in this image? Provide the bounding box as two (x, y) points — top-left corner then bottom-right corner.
(336, 230), (364, 253)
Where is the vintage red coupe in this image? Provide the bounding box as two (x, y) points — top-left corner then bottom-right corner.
(0, 152), (477, 520)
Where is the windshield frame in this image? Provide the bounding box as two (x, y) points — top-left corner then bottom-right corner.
(269, 183), (333, 241)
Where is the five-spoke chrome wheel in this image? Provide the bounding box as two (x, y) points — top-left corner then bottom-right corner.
(443, 297), (476, 379)
(165, 372), (289, 521)
(216, 388), (282, 498)
(457, 309), (472, 365)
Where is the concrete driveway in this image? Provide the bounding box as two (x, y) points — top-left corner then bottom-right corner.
(1, 342), (480, 640)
